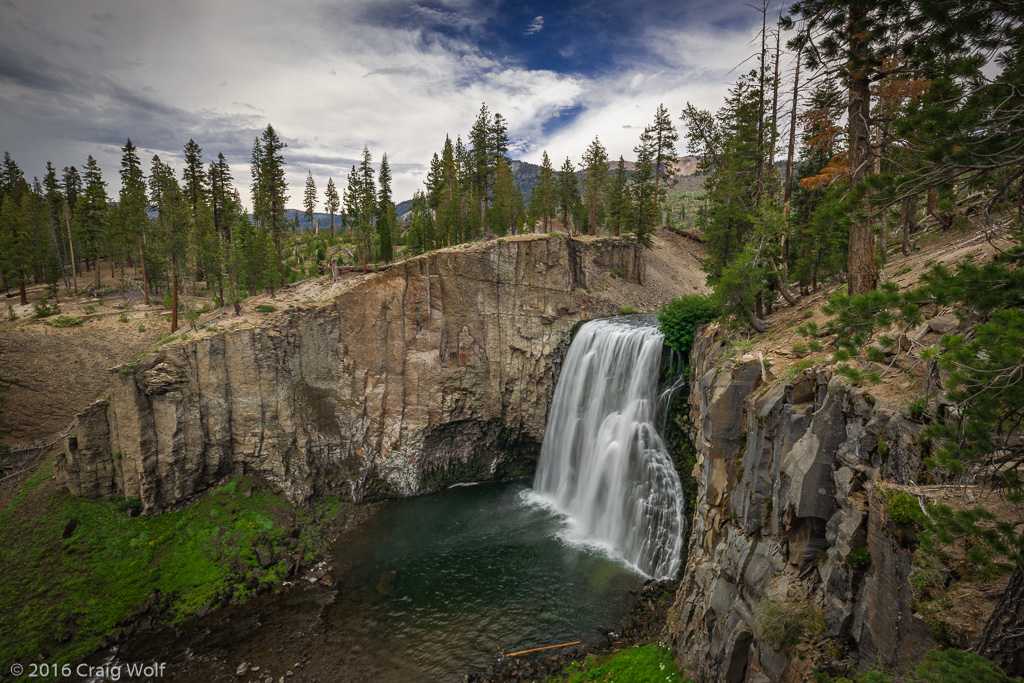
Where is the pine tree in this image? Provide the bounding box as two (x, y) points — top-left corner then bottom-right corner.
(377, 154), (394, 263)
(649, 104), (680, 223)
(437, 137), (458, 247)
(149, 155), (188, 331)
(251, 125), (289, 286)
(42, 162), (72, 295)
(782, 1), (906, 294)
(182, 139), (208, 219)
(581, 137), (609, 235)
(77, 156), (108, 290)
(0, 193), (30, 304)
(120, 139), (151, 304)
(532, 151), (556, 233)
(209, 152), (236, 244)
(607, 157), (629, 237)
(469, 103), (493, 232)
(303, 171), (318, 233)
(631, 129), (658, 247)
(324, 177), (339, 237)
(557, 156), (579, 234)
(489, 157), (524, 237)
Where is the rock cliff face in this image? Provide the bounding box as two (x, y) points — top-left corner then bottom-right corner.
(56, 236), (647, 512)
(668, 325), (937, 681)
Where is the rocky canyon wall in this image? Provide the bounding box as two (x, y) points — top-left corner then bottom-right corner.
(668, 325), (938, 681)
(55, 236), (648, 512)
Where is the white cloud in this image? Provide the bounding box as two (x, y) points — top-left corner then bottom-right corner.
(0, 0), (771, 208)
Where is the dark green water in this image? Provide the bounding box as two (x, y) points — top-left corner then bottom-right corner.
(326, 478), (645, 679)
(93, 478), (645, 682)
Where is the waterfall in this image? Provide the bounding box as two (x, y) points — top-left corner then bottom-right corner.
(532, 317), (685, 579)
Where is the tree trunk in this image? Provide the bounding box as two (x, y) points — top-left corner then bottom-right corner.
(775, 273), (798, 306)
(768, 19), (781, 195)
(974, 566), (1024, 677)
(19, 279), (27, 306)
(900, 194), (918, 256)
(94, 240), (101, 290)
(747, 309), (770, 333)
(171, 253), (179, 333)
(784, 49), (801, 218)
(138, 235), (150, 305)
(754, 0), (768, 207)
(845, 4), (877, 295)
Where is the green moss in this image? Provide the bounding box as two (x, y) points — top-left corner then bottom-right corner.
(546, 644), (688, 683)
(0, 467), (347, 671)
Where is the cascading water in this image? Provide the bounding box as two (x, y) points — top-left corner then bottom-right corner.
(532, 317), (685, 579)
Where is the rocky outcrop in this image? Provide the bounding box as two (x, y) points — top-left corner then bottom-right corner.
(667, 325), (936, 681)
(56, 236), (648, 512)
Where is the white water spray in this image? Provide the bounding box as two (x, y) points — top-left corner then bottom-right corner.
(532, 318), (685, 579)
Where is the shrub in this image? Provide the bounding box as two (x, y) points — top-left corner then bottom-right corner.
(138, 324), (146, 332)
(909, 397), (928, 421)
(47, 315), (84, 328)
(658, 294), (719, 357)
(619, 306), (640, 315)
(33, 297), (61, 318)
(118, 313), (128, 323)
(850, 546), (872, 571)
(914, 648), (1020, 681)
(254, 304), (277, 313)
(757, 600), (817, 652)
(886, 490), (919, 524)
(7, 304), (16, 321)
(808, 340), (824, 353)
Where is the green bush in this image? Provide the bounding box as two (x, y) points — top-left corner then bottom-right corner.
(756, 599), (821, 652)
(33, 297), (61, 318)
(254, 304), (277, 313)
(886, 490), (919, 524)
(658, 294), (719, 357)
(47, 315), (84, 328)
(619, 306), (640, 315)
(850, 546), (872, 571)
(118, 313), (128, 323)
(909, 397), (928, 421)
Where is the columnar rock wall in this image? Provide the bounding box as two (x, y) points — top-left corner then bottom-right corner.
(56, 236), (646, 512)
(668, 325), (937, 681)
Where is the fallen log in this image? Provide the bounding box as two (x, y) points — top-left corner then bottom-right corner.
(503, 640), (581, 658)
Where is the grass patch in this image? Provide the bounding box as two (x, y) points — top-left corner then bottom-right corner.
(0, 464), (347, 671)
(546, 644), (687, 683)
(619, 306), (640, 315)
(47, 315), (84, 328)
(254, 304), (277, 313)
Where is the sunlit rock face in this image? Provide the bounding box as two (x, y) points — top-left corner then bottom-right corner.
(56, 235), (649, 513)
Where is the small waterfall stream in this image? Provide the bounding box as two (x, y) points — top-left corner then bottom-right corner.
(532, 317), (685, 579)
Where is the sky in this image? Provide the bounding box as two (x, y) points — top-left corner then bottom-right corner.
(0, 0), (777, 208)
